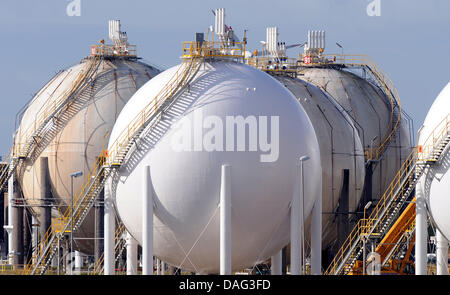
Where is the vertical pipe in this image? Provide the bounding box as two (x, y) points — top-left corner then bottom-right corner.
(126, 231), (138, 275)
(290, 163), (302, 275)
(311, 178), (322, 275)
(7, 171), (15, 264)
(415, 180), (427, 275)
(143, 165), (153, 275)
(39, 158), (51, 240)
(220, 164), (231, 275)
(436, 229), (449, 275)
(23, 209), (32, 265)
(271, 250), (282, 275)
(104, 178), (115, 275)
(13, 203), (23, 267)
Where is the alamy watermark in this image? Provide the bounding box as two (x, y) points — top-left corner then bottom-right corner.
(66, 0), (81, 17)
(170, 109), (280, 163)
(367, 0), (381, 17)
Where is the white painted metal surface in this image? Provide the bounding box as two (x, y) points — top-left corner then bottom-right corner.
(276, 76), (365, 249)
(220, 164), (231, 275)
(126, 231), (138, 275)
(418, 83), (450, 242)
(108, 61), (321, 273)
(415, 178), (427, 275)
(142, 165), (153, 275)
(299, 68), (412, 206)
(436, 229), (449, 275)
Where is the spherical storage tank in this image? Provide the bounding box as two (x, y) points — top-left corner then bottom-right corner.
(109, 60), (322, 273)
(15, 57), (160, 253)
(274, 76), (365, 250)
(418, 82), (450, 241)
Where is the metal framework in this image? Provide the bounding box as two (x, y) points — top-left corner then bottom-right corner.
(325, 113), (450, 275)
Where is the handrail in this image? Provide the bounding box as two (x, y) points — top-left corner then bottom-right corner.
(106, 56), (202, 166)
(23, 152), (106, 274)
(24, 55), (202, 275)
(182, 41), (245, 59)
(418, 113), (450, 161)
(0, 57), (101, 194)
(14, 57), (100, 157)
(91, 222), (125, 275)
(325, 109), (450, 275)
(320, 54), (401, 162)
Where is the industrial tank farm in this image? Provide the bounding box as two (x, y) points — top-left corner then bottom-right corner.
(1, 7), (448, 277)
(108, 60), (322, 273)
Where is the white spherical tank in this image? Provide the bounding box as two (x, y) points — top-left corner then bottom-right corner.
(15, 58), (160, 253)
(109, 61), (322, 273)
(298, 68), (412, 202)
(418, 82), (450, 241)
(274, 76), (365, 249)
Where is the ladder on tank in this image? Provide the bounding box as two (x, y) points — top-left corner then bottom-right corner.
(325, 113), (450, 275)
(0, 56), (102, 193)
(23, 56), (203, 275)
(315, 54), (402, 163)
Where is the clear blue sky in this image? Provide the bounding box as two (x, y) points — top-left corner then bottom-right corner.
(0, 0), (449, 157)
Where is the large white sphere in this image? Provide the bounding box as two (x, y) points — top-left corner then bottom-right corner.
(418, 82), (450, 240)
(109, 61), (322, 273)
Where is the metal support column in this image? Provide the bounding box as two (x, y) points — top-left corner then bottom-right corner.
(271, 250), (282, 275)
(126, 231), (138, 275)
(291, 161), (303, 275)
(436, 229), (449, 275)
(104, 178), (115, 275)
(220, 164), (231, 275)
(39, 157), (52, 242)
(143, 165), (153, 275)
(415, 179), (427, 275)
(311, 178), (322, 275)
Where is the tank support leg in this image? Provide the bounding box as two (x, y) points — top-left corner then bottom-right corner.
(271, 250), (282, 275)
(220, 164), (231, 275)
(415, 179), (427, 275)
(126, 231), (138, 275)
(291, 160), (304, 275)
(436, 229), (449, 275)
(104, 178), (115, 275)
(39, 157), (52, 243)
(311, 176), (322, 275)
(143, 165), (153, 275)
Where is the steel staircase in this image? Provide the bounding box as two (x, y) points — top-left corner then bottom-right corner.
(23, 56), (203, 275)
(0, 57), (102, 193)
(23, 154), (110, 275)
(325, 113), (450, 275)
